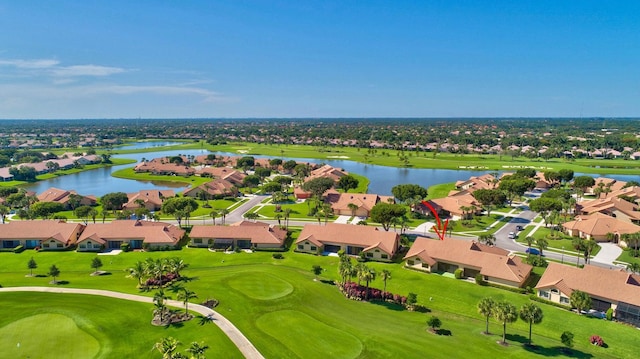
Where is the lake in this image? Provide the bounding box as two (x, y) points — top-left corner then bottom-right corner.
(19, 148), (640, 197)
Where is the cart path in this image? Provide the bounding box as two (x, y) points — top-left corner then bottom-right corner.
(0, 286), (264, 359)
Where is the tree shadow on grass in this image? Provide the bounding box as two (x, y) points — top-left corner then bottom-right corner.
(373, 301), (405, 312)
(436, 328), (452, 336)
(320, 279), (335, 285)
(53, 280), (70, 285)
(505, 333), (528, 345)
(523, 345), (593, 358)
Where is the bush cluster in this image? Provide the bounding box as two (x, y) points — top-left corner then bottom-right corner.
(589, 335), (604, 347)
(454, 268), (464, 279)
(145, 272), (179, 287)
(272, 253), (284, 259)
(340, 281), (406, 305)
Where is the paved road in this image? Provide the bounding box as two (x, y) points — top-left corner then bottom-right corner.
(0, 286), (265, 359)
(226, 195), (270, 223)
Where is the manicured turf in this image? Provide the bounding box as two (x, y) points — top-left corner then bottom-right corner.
(0, 313), (100, 359)
(0, 292), (243, 359)
(1, 246), (636, 358)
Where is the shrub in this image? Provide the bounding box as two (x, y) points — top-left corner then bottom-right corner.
(272, 253), (284, 259)
(120, 243), (130, 252)
(606, 308), (613, 321)
(525, 256), (548, 267)
(454, 268), (464, 279)
(589, 335), (604, 347)
(475, 273), (486, 285)
(13, 245), (24, 253)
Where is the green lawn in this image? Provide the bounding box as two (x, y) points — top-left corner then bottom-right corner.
(523, 227), (601, 257)
(1, 247), (636, 358)
(111, 167), (211, 189)
(0, 292), (242, 359)
(425, 182), (456, 200)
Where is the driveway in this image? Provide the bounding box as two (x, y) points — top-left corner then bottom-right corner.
(226, 195), (269, 223)
(591, 242), (623, 266)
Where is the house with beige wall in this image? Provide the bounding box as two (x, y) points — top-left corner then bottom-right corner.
(0, 220), (84, 250)
(189, 221), (287, 250)
(76, 220), (184, 251)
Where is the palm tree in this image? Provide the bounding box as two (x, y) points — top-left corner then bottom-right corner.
(519, 303), (544, 346)
(312, 265), (323, 280)
(127, 260), (146, 287)
(284, 208), (292, 229)
(245, 212), (259, 221)
(478, 233), (495, 246)
(168, 257), (189, 278)
(583, 239), (598, 264)
(338, 253), (353, 285)
(209, 209), (219, 225)
(627, 262), (640, 274)
(0, 204), (9, 224)
(219, 208), (229, 225)
(153, 289), (171, 323)
(535, 237), (548, 258)
(274, 213), (283, 226)
(88, 208), (98, 223)
(477, 297), (495, 334)
(155, 337), (181, 359)
(186, 341), (209, 359)
(380, 269), (392, 293)
(347, 203), (358, 217)
(494, 301), (518, 345)
(361, 267), (376, 300)
(570, 290), (591, 315)
(177, 288), (198, 315)
(525, 236), (535, 258)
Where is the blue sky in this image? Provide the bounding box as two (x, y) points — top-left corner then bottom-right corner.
(0, 1), (639, 119)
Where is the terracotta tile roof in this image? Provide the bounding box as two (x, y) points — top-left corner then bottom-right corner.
(404, 237), (532, 284)
(327, 193), (393, 213)
(305, 165), (347, 183)
(296, 223), (399, 255)
(428, 192), (479, 216)
(0, 220), (83, 244)
(196, 167), (246, 185)
(562, 213), (640, 236)
(124, 190), (174, 209)
(184, 179), (237, 197)
(37, 187), (70, 202)
(580, 196), (640, 221)
(536, 262), (640, 307)
(190, 221), (287, 246)
(77, 220), (184, 245)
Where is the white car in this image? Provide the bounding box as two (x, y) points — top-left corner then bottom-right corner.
(508, 232), (516, 239)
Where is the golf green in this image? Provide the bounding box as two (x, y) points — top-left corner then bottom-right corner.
(256, 310), (362, 359)
(228, 271), (294, 300)
(0, 313), (101, 359)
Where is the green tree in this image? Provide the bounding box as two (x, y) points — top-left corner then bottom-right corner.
(391, 184), (428, 202)
(529, 197), (563, 227)
(535, 237), (548, 257)
(494, 301), (518, 344)
(519, 303), (544, 345)
(558, 169), (574, 183)
(127, 261), (146, 287)
(337, 174), (359, 192)
(312, 265), (323, 280)
(27, 257), (37, 276)
(74, 205), (94, 224)
(570, 290), (591, 315)
(560, 331), (574, 350)
(0, 204), (9, 223)
(573, 176), (595, 198)
(427, 316), (442, 332)
(472, 189), (507, 216)
(477, 297), (495, 334)
(101, 192), (129, 212)
(406, 292), (418, 309)
(627, 262), (640, 274)
(209, 209), (219, 225)
(91, 257), (103, 274)
(369, 202), (406, 231)
(478, 233), (495, 246)
(499, 178), (536, 204)
(30, 201), (65, 219)
(302, 177), (335, 207)
(48, 264), (61, 284)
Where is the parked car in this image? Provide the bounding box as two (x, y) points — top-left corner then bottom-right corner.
(508, 231), (516, 239)
(525, 247), (541, 256)
(516, 225), (523, 231)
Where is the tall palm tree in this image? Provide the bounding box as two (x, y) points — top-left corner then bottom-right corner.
(627, 262), (640, 274)
(186, 341), (209, 359)
(338, 253), (353, 285)
(583, 239), (598, 264)
(361, 267), (376, 300)
(153, 289), (171, 323)
(525, 236), (535, 257)
(177, 288), (198, 315)
(347, 203), (358, 217)
(519, 303), (544, 345)
(209, 209), (219, 225)
(274, 213), (283, 226)
(284, 208), (291, 229)
(477, 297), (495, 334)
(380, 269), (392, 293)
(535, 237), (548, 258)
(494, 301), (518, 344)
(219, 208), (229, 225)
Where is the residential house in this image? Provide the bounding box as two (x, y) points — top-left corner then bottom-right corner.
(295, 223), (399, 262)
(305, 165), (348, 183)
(562, 213), (640, 242)
(454, 173), (497, 191)
(403, 236), (532, 288)
(37, 187), (97, 209)
(123, 190), (175, 211)
(76, 220), (185, 251)
(195, 167), (246, 186)
(183, 179), (238, 199)
(536, 262), (640, 326)
(189, 220), (287, 249)
(0, 167), (14, 181)
(0, 220), (84, 250)
(578, 196), (640, 223)
(423, 191), (481, 218)
(325, 192), (395, 217)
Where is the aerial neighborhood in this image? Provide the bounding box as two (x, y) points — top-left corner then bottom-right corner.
(3, 119), (640, 358)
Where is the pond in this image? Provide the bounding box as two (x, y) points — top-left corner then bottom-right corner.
(18, 147), (640, 197)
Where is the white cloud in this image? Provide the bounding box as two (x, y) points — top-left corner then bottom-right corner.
(0, 58), (59, 69)
(52, 65), (126, 77)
